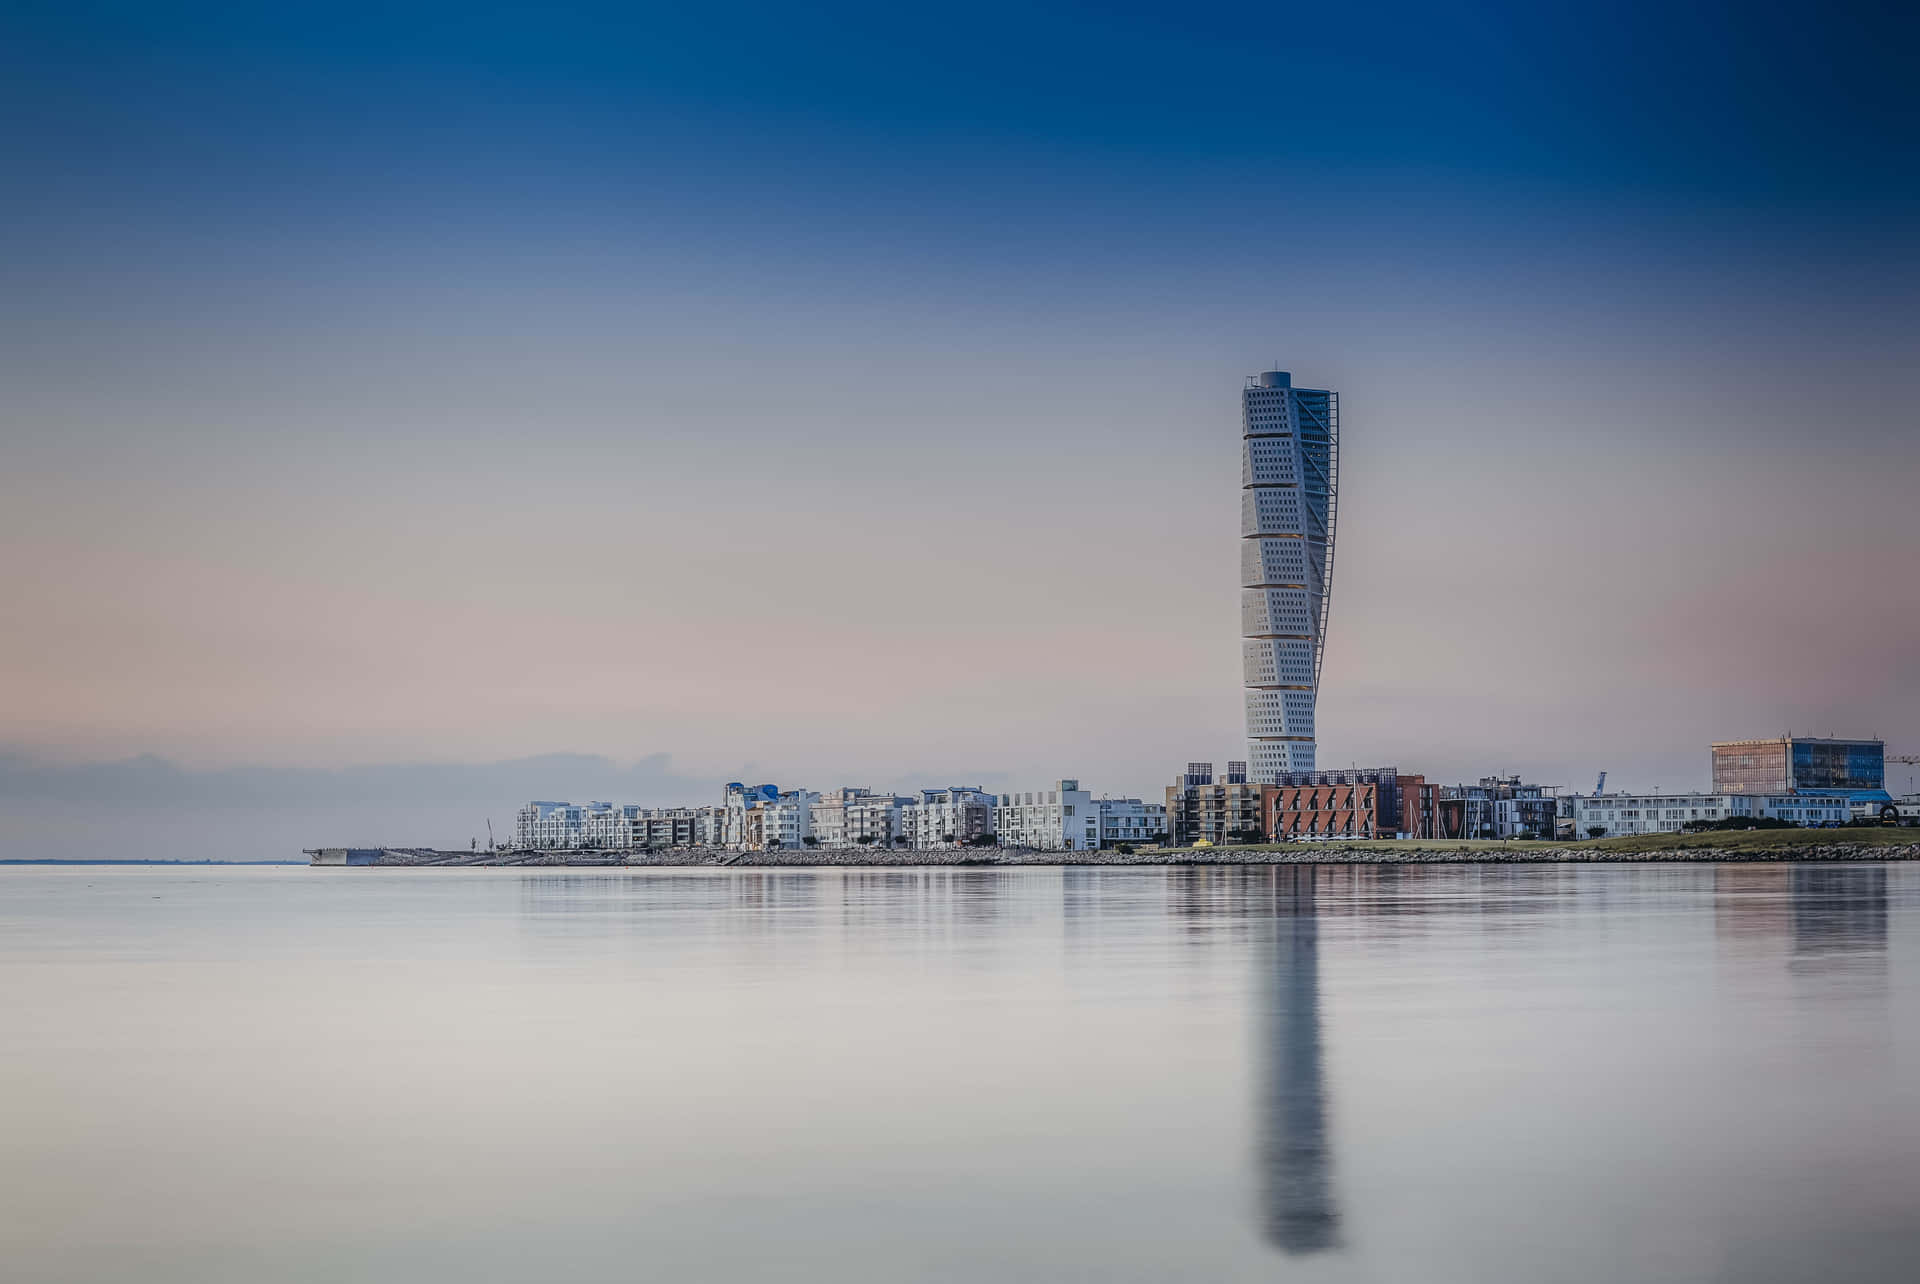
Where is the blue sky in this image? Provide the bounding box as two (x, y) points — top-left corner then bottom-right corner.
(2, 1), (1915, 853)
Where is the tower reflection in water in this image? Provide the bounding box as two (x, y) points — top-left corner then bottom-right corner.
(1256, 865), (1340, 1255)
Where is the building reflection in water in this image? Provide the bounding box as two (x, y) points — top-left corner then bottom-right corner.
(1713, 862), (1890, 977)
(1789, 864), (1888, 970)
(1154, 865), (1343, 1256)
(1255, 866), (1341, 1256)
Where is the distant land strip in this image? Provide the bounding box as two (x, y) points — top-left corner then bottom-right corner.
(309, 830), (1920, 867)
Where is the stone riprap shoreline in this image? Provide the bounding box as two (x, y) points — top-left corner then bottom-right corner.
(310, 841), (1920, 867)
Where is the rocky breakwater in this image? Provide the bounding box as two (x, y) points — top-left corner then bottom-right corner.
(313, 838), (1920, 866)
(588, 839), (1920, 865)
(1109, 841), (1920, 864)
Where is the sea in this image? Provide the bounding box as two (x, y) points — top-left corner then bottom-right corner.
(3, 862), (1916, 1283)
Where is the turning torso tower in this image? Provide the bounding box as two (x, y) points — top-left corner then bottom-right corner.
(1240, 371), (1339, 780)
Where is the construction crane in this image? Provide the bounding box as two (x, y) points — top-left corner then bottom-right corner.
(1593, 771), (1607, 796)
(1890, 754), (1920, 801)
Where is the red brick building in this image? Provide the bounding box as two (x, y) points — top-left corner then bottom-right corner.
(1269, 770), (1436, 839)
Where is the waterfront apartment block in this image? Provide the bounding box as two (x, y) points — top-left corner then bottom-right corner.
(1241, 370), (1339, 781)
(516, 801), (597, 848)
(513, 800), (723, 849)
(1269, 769), (1434, 840)
(1167, 762), (1276, 846)
(520, 776), (1161, 852)
(1438, 776), (1560, 840)
(721, 782), (821, 850)
(1711, 736), (1884, 795)
(985, 781), (1160, 851)
(994, 781), (1098, 851)
(1096, 797), (1168, 848)
(759, 790), (819, 850)
(811, 788), (912, 846)
(901, 787), (996, 849)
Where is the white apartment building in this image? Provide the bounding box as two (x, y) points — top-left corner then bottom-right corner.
(514, 801), (723, 849)
(1570, 793), (1734, 837)
(1570, 792), (1851, 837)
(1743, 794), (1851, 826)
(812, 788), (910, 847)
(994, 780), (1099, 851)
(760, 790), (819, 849)
(902, 787), (996, 849)
(515, 801), (603, 849)
(582, 804), (641, 849)
(1097, 797), (1167, 847)
(847, 793), (909, 846)
(811, 790), (854, 846)
(723, 783), (781, 847)
(721, 782), (818, 850)
(628, 806), (723, 848)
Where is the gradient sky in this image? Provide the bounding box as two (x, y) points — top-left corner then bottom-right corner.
(3, 1), (1917, 849)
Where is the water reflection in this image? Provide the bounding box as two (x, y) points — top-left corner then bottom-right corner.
(1790, 864), (1888, 969)
(1256, 867), (1340, 1256)
(10, 863), (1920, 1282)
(501, 862), (1906, 1270)
(1100, 864), (1345, 1255)
(1712, 863), (1892, 979)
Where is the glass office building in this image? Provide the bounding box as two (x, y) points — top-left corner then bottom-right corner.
(1241, 371), (1339, 780)
(1711, 737), (1884, 794)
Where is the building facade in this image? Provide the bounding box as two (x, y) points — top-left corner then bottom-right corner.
(1711, 737), (1884, 795)
(846, 792), (910, 846)
(901, 787), (996, 850)
(759, 790), (818, 849)
(1438, 776), (1559, 840)
(513, 801), (722, 849)
(1571, 792), (1852, 837)
(515, 801), (597, 849)
(723, 783), (781, 848)
(1267, 769), (1433, 840)
(811, 788), (911, 847)
(1096, 797), (1168, 848)
(635, 807), (723, 847)
(1241, 370), (1339, 781)
(722, 783), (818, 849)
(994, 780), (1099, 851)
(1167, 762), (1277, 846)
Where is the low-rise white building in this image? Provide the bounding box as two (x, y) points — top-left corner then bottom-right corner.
(1571, 793), (1734, 837)
(1742, 793), (1850, 826)
(1570, 791), (1851, 837)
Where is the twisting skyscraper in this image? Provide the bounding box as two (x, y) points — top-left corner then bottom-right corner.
(1241, 371), (1338, 780)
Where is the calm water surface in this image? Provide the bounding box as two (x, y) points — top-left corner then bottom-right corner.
(3, 863), (1917, 1282)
